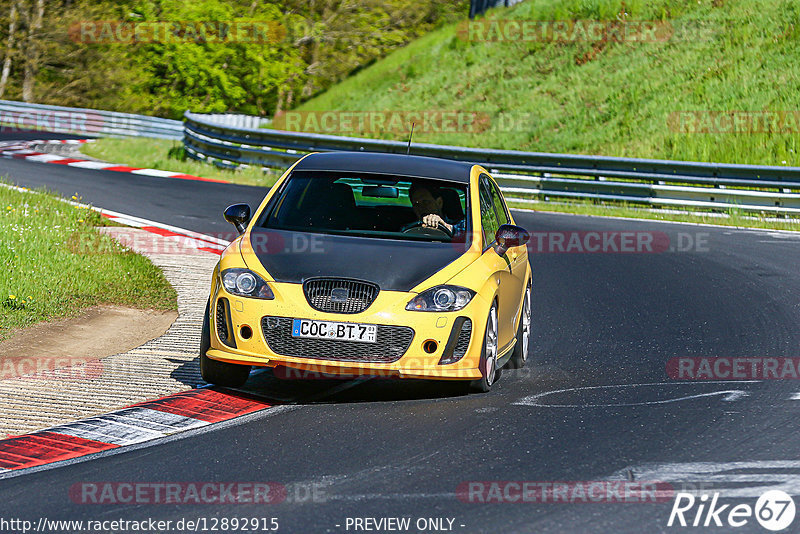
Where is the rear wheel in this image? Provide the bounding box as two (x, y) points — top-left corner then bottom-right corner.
(507, 283), (531, 369)
(469, 303), (499, 393)
(200, 300), (250, 388)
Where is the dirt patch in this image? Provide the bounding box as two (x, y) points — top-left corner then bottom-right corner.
(0, 305), (177, 379)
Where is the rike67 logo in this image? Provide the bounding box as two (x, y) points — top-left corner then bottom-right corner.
(668, 490), (796, 531)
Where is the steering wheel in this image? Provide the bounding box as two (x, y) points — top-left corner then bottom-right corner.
(401, 220), (453, 238)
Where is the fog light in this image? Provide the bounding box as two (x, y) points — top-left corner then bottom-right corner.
(240, 325), (253, 340)
(423, 340), (438, 354)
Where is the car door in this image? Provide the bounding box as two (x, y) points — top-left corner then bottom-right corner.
(477, 175), (519, 351)
(486, 175), (527, 301)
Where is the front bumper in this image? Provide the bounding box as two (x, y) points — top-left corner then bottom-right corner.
(206, 281), (488, 380)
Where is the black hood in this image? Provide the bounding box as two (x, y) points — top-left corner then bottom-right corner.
(248, 228), (467, 291)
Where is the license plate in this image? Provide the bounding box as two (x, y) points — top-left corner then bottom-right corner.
(291, 319), (377, 343)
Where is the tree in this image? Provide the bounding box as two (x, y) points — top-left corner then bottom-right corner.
(0, 0), (467, 116)
(284, 0), (464, 102)
(20, 0), (44, 102)
(0, 0), (18, 98)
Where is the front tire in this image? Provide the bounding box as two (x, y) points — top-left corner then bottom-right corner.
(507, 283), (531, 369)
(200, 300), (251, 388)
(469, 302), (499, 393)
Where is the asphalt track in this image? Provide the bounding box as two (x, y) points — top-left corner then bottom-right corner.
(2, 134), (800, 533)
(0, 129), (91, 142)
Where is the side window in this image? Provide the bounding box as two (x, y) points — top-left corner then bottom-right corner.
(479, 177), (499, 248)
(487, 179), (510, 227)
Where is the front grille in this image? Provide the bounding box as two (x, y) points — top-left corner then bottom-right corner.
(215, 297), (235, 347)
(303, 278), (379, 314)
(261, 316), (414, 363)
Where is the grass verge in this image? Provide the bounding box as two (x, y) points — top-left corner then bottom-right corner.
(80, 137), (280, 188)
(0, 182), (177, 340)
(294, 0), (800, 166)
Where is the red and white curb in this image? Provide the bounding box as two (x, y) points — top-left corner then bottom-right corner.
(98, 208), (228, 256)
(0, 184), (240, 447)
(0, 139), (228, 183)
(0, 388), (272, 473)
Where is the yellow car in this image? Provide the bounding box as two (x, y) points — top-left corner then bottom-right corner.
(200, 152), (531, 393)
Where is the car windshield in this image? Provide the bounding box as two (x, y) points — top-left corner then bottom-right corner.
(258, 171), (471, 245)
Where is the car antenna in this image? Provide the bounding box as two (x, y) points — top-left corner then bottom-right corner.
(406, 122), (415, 155)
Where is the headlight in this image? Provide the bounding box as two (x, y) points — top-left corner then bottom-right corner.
(406, 285), (475, 312)
(221, 268), (274, 299)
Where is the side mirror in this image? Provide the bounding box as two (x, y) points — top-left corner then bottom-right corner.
(224, 203), (251, 235)
(494, 224), (530, 256)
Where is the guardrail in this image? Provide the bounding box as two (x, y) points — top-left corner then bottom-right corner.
(0, 100), (182, 139)
(184, 111), (800, 215)
(3, 102), (798, 214)
(198, 114), (270, 130)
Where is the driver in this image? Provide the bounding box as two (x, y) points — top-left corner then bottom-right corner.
(409, 183), (465, 236)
